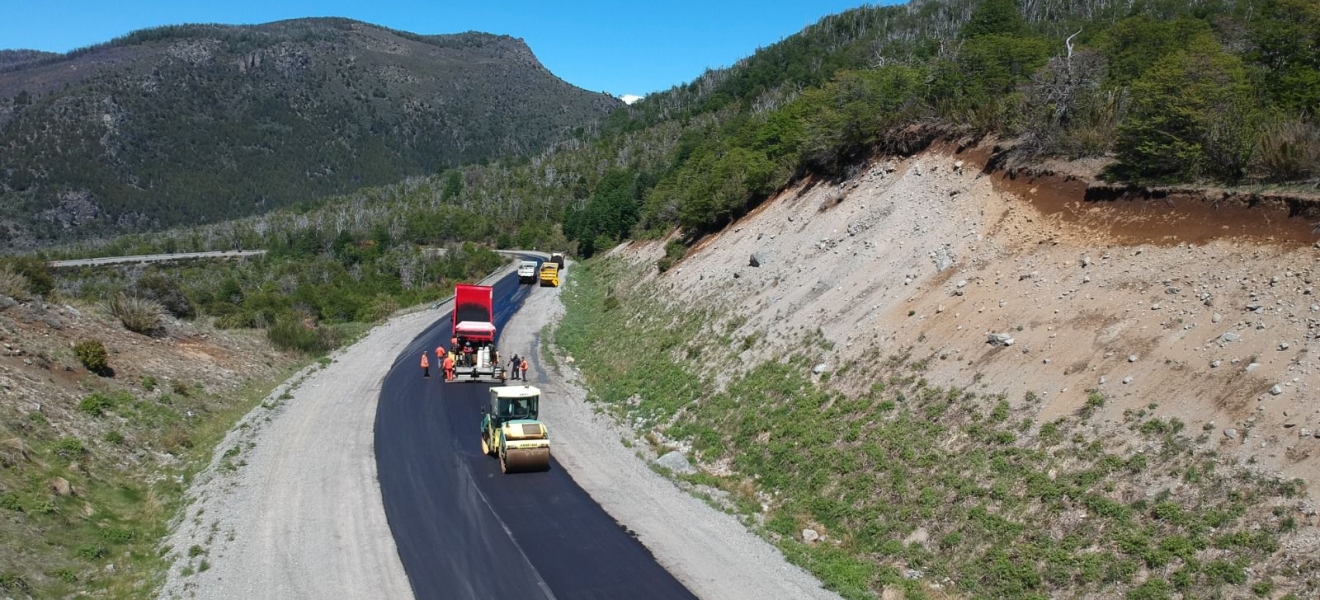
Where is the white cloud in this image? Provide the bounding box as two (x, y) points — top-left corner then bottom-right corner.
(619, 94), (643, 105)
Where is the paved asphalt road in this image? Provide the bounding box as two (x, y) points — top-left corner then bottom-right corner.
(375, 264), (696, 600)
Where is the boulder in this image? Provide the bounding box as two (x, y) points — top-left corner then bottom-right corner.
(1224, 428), (1239, 439)
(801, 528), (820, 543)
(987, 333), (1015, 347)
(812, 363), (830, 375)
(50, 477), (73, 496)
(749, 253), (763, 268)
(655, 451), (696, 475)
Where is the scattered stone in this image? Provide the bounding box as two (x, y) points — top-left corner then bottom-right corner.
(1099, 376), (1107, 385)
(1220, 332), (1240, 343)
(1122, 376), (1134, 384)
(1212, 313), (1223, 324)
(987, 333), (1015, 347)
(1302, 428), (1314, 439)
(1211, 360), (1221, 368)
(655, 451), (696, 474)
(1270, 384), (1284, 396)
(801, 528), (820, 543)
(1019, 271), (1037, 281)
(812, 363), (830, 375)
(1128, 354), (1137, 363)
(956, 280), (967, 288)
(1246, 362), (1261, 372)
(903, 568), (925, 580)
(1224, 428), (1239, 439)
(1280, 342), (1290, 350)
(749, 254), (763, 268)
(50, 477), (72, 496)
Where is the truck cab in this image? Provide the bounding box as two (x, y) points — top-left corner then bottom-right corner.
(480, 386), (550, 473)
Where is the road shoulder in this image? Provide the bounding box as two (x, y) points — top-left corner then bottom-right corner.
(499, 270), (843, 600)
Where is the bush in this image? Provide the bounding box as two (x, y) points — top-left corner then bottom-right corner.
(1255, 118), (1320, 182)
(267, 315), (341, 355)
(105, 293), (165, 335)
(136, 272), (195, 318)
(0, 263), (30, 300)
(78, 391), (127, 417)
(73, 339), (111, 376)
(0, 257), (54, 297)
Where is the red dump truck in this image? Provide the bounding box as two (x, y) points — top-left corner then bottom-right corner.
(451, 284), (504, 382)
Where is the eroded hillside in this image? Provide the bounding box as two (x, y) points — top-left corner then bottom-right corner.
(561, 142), (1320, 599)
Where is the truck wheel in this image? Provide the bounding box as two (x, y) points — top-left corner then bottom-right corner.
(499, 450), (508, 473)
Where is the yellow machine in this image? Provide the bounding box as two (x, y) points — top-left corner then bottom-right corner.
(539, 263), (560, 287)
(480, 386), (550, 473)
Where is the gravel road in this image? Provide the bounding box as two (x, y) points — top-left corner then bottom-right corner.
(153, 274), (497, 599)
(48, 250), (265, 268)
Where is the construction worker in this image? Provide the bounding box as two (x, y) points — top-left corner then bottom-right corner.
(509, 354), (521, 381)
(436, 345), (446, 365)
(420, 352), (430, 379)
(520, 356), (529, 381)
(442, 351), (455, 381)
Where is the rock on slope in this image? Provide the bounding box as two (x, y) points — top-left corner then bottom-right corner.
(619, 142), (1320, 501)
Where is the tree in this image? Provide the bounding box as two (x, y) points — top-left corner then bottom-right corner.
(1116, 36), (1261, 182)
(962, 0), (1027, 39)
(1248, 0), (1320, 114)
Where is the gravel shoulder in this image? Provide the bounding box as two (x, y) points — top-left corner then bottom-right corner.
(155, 292), (477, 599)
(500, 271), (843, 600)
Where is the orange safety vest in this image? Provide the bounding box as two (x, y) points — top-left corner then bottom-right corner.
(420, 353), (429, 368)
(436, 346), (445, 359)
(442, 356), (454, 370)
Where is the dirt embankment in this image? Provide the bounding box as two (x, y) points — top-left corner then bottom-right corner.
(620, 141), (1320, 501)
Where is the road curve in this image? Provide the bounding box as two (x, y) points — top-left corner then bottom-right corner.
(375, 267), (695, 600)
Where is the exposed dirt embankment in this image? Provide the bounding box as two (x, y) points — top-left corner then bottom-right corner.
(621, 142), (1320, 502)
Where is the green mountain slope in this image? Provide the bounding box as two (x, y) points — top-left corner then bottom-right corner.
(0, 18), (619, 248)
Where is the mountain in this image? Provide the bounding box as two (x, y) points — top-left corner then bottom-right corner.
(0, 18), (620, 248)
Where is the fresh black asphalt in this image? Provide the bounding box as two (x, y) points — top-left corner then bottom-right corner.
(375, 266), (696, 600)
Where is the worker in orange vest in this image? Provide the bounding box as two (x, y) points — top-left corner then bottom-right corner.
(520, 356), (529, 380)
(436, 345), (446, 365)
(420, 352), (430, 379)
(442, 352), (455, 381)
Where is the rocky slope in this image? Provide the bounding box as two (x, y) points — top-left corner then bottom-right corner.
(0, 288), (298, 596)
(629, 142), (1320, 499)
(0, 18), (620, 248)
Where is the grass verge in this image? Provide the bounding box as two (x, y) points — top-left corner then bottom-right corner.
(0, 360), (307, 598)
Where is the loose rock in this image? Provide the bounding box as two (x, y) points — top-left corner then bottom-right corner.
(655, 451), (697, 475)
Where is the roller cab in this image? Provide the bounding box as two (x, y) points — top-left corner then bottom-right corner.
(480, 386), (550, 473)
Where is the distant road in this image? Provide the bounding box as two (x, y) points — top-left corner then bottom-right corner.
(47, 250), (266, 268)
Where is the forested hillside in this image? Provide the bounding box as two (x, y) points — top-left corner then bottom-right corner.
(0, 18), (619, 248)
(23, 0), (1320, 366)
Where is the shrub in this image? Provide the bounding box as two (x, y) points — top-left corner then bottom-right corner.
(54, 437), (85, 459)
(0, 263), (30, 300)
(0, 257), (54, 297)
(1255, 118), (1320, 182)
(105, 293), (165, 335)
(267, 315), (341, 355)
(104, 430), (124, 444)
(78, 391), (127, 417)
(136, 272), (195, 318)
(73, 339), (111, 376)
(141, 375), (157, 391)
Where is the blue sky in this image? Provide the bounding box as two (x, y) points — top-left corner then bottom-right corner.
(0, 1), (889, 99)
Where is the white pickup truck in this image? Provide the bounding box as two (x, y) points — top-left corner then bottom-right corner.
(517, 260), (539, 284)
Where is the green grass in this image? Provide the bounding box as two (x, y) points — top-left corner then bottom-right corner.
(557, 256), (1316, 600)
(0, 361), (307, 599)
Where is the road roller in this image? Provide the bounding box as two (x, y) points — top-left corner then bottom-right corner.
(480, 385), (550, 473)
